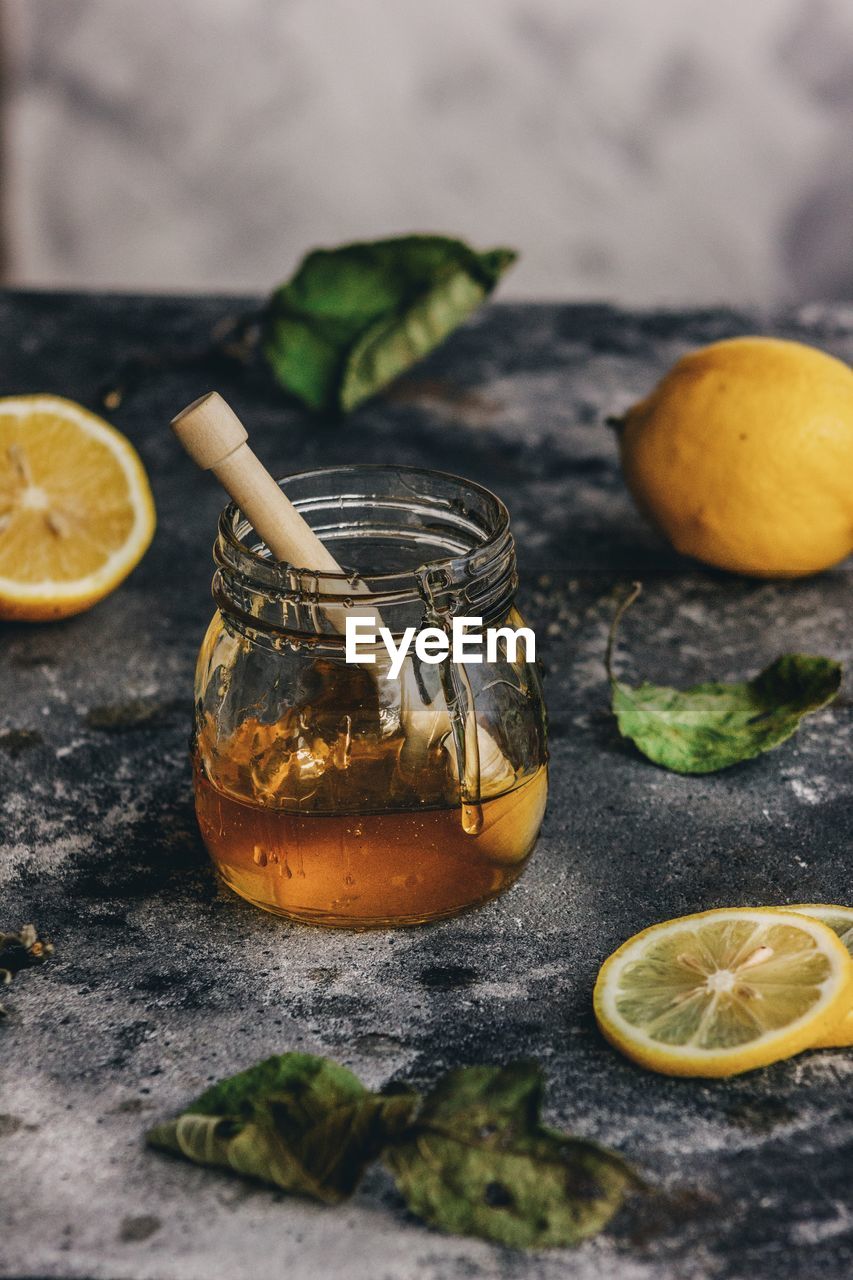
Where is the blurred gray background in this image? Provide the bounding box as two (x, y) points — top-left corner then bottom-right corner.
(1, 0), (851, 303)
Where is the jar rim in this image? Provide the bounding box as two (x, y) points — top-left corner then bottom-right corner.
(213, 463), (517, 640)
(218, 463), (510, 582)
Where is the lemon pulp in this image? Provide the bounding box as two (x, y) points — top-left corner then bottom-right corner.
(0, 395), (155, 620)
(594, 907), (852, 1077)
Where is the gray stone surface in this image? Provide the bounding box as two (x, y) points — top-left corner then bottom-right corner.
(0, 292), (851, 1279)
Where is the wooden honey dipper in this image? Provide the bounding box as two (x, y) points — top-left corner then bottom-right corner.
(171, 392), (514, 806)
(171, 392), (346, 584)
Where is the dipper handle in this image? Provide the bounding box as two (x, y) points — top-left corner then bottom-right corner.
(171, 391), (341, 575)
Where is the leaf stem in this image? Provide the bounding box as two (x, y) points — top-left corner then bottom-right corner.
(605, 582), (642, 685)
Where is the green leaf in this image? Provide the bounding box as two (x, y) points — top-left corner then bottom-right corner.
(261, 235), (517, 412)
(147, 1055), (639, 1247)
(606, 584), (842, 774)
(384, 1062), (638, 1249)
(185, 1051), (365, 1118)
(147, 1053), (417, 1204)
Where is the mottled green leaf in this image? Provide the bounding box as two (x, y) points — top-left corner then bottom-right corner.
(147, 1055), (639, 1247)
(607, 585), (842, 774)
(147, 1053), (417, 1204)
(385, 1063), (638, 1249)
(261, 235), (516, 412)
(186, 1052), (364, 1118)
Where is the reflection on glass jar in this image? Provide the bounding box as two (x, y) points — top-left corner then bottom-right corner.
(192, 465), (548, 927)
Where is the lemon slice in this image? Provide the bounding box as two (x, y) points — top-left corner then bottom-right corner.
(788, 904), (853, 1047)
(593, 907), (853, 1077)
(0, 395), (155, 620)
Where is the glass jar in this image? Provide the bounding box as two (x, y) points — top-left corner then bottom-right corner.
(191, 465), (548, 927)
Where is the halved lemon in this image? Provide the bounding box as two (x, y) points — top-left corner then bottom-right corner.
(0, 395), (155, 620)
(788, 904), (853, 1048)
(593, 907), (853, 1077)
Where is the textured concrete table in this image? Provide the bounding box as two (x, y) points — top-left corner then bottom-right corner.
(1, 292), (851, 1280)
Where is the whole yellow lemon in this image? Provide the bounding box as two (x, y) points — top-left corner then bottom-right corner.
(617, 336), (853, 577)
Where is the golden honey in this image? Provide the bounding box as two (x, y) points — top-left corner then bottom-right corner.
(193, 708), (546, 927)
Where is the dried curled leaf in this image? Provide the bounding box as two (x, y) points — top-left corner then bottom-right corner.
(385, 1063), (639, 1249)
(148, 1055), (639, 1248)
(607, 585), (842, 774)
(261, 235), (517, 413)
(147, 1053), (417, 1203)
(0, 924), (54, 1016)
(0, 924), (53, 979)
